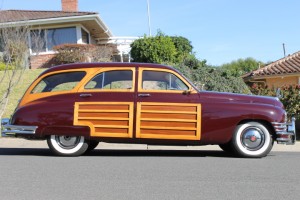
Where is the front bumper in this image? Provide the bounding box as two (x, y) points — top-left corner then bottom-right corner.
(1, 118), (37, 137)
(272, 117), (296, 145)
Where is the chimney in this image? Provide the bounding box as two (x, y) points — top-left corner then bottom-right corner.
(62, 0), (78, 12)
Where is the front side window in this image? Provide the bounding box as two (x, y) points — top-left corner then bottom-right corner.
(85, 70), (133, 90)
(31, 71), (86, 93)
(142, 70), (189, 91)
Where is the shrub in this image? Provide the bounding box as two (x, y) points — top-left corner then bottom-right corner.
(130, 32), (177, 64)
(251, 84), (300, 119)
(53, 44), (113, 64)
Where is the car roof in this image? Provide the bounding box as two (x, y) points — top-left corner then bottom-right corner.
(39, 62), (176, 77)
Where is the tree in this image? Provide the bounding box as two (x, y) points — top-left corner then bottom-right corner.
(170, 36), (193, 62)
(0, 25), (30, 130)
(220, 57), (264, 77)
(130, 32), (177, 64)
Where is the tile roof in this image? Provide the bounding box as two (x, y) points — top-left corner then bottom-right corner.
(0, 10), (98, 23)
(244, 51), (300, 78)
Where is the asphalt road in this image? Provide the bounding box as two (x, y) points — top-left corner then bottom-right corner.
(0, 148), (300, 200)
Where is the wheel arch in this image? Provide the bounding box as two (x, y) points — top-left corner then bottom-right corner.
(237, 119), (276, 139)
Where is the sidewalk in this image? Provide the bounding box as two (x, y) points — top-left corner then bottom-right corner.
(0, 138), (300, 152)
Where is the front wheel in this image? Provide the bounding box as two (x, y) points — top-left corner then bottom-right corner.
(232, 122), (273, 158)
(47, 135), (88, 156)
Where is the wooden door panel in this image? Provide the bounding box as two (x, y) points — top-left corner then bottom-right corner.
(74, 102), (134, 138)
(136, 102), (201, 140)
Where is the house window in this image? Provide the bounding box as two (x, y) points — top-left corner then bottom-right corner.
(47, 27), (77, 50)
(81, 28), (89, 44)
(30, 27), (77, 53)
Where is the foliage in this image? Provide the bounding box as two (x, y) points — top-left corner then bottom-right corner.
(193, 67), (250, 93)
(130, 32), (177, 64)
(220, 57), (264, 77)
(54, 44), (113, 64)
(251, 84), (300, 119)
(174, 62), (250, 94)
(170, 36), (193, 62)
(182, 54), (207, 70)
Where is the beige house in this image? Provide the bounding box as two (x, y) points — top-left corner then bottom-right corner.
(243, 51), (300, 88)
(0, 0), (136, 69)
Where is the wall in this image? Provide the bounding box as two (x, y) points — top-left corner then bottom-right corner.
(266, 76), (299, 88)
(30, 54), (57, 69)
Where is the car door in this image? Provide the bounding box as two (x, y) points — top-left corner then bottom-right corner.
(136, 67), (202, 141)
(74, 67), (135, 138)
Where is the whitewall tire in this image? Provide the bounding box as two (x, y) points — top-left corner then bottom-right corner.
(47, 135), (88, 156)
(232, 122), (273, 158)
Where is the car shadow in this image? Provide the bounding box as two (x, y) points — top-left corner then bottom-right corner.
(86, 149), (235, 158)
(0, 147), (237, 158)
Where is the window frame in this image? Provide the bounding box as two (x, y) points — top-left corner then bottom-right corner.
(79, 67), (136, 93)
(138, 68), (193, 93)
(31, 71), (87, 94)
(29, 25), (91, 55)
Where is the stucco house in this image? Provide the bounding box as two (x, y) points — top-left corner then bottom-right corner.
(243, 51), (300, 88)
(0, 0), (136, 69)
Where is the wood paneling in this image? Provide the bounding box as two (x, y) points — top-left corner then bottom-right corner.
(136, 102), (201, 140)
(74, 102), (133, 138)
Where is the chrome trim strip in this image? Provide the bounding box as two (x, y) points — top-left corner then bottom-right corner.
(272, 117), (296, 145)
(2, 124), (38, 137)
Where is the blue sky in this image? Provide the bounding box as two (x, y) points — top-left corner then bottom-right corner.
(1, 0), (300, 66)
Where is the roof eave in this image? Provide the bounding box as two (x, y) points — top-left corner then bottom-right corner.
(247, 72), (300, 80)
(0, 14), (113, 37)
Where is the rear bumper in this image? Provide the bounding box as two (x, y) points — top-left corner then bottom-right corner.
(1, 118), (37, 137)
(272, 117), (296, 145)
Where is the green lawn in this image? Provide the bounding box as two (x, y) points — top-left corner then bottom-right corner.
(0, 69), (45, 118)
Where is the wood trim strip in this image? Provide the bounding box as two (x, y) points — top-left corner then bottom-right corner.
(140, 118), (197, 122)
(79, 109), (130, 113)
(94, 125), (129, 128)
(141, 110), (197, 114)
(78, 117), (129, 121)
(140, 126), (197, 131)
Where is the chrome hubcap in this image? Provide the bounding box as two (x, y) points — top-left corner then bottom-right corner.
(241, 127), (265, 151)
(55, 136), (81, 149)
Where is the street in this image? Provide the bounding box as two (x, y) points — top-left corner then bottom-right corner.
(0, 145), (300, 200)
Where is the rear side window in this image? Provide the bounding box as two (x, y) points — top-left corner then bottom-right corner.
(31, 71), (86, 93)
(85, 70), (133, 90)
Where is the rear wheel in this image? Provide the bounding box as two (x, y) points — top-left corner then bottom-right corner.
(47, 135), (88, 156)
(232, 122), (273, 158)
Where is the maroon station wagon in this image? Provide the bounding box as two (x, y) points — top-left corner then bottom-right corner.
(1, 63), (296, 157)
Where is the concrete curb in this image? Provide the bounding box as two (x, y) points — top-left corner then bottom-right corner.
(1, 138), (300, 152)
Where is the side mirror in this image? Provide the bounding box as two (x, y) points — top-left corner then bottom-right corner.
(183, 89), (192, 95)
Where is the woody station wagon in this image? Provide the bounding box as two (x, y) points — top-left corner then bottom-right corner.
(1, 63), (296, 157)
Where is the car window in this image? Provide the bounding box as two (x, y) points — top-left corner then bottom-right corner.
(142, 70), (189, 91)
(85, 70), (133, 90)
(31, 71), (86, 93)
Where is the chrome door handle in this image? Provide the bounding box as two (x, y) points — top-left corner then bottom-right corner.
(80, 94), (92, 97)
(138, 94), (151, 97)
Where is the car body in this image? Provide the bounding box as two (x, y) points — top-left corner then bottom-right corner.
(1, 62), (296, 157)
